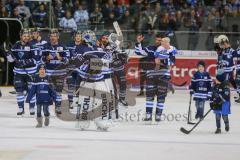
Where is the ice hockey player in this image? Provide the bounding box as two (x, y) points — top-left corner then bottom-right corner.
(6, 28), (36, 115)
(233, 40), (240, 103)
(98, 32), (128, 106)
(135, 34), (162, 96)
(216, 35), (236, 90)
(210, 71), (231, 134)
(41, 29), (69, 114)
(147, 37), (177, 122)
(26, 64), (56, 128)
(74, 30), (115, 131)
(189, 61), (212, 119)
(66, 30), (83, 109)
(29, 28), (47, 65)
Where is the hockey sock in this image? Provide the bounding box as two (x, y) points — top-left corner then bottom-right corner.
(55, 92), (62, 107)
(16, 92), (24, 109)
(146, 99), (153, 114)
(215, 114), (221, 128)
(29, 96), (36, 109)
(156, 102), (164, 116)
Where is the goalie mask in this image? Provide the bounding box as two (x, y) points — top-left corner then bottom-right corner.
(82, 30), (96, 45)
(109, 33), (121, 47)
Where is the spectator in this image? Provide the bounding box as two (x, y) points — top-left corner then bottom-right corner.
(0, 6), (9, 18)
(90, 6), (103, 24)
(120, 10), (135, 30)
(147, 9), (159, 30)
(159, 12), (169, 30)
(168, 12), (177, 31)
(74, 4), (89, 28)
(184, 9), (201, 50)
(102, 0), (115, 23)
(114, 1), (127, 21)
(176, 10), (184, 30)
(32, 4), (48, 28)
(55, 0), (66, 25)
(59, 10), (77, 31)
(104, 11), (116, 29)
(11, 7), (22, 20)
(16, 0), (31, 27)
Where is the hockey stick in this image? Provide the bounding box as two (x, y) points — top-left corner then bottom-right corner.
(180, 108), (212, 134)
(187, 95), (196, 125)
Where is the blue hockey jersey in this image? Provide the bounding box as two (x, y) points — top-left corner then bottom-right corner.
(153, 45), (177, 77)
(218, 47), (235, 73)
(189, 71), (212, 100)
(135, 43), (157, 72)
(76, 45), (112, 81)
(7, 41), (37, 75)
(233, 47), (240, 71)
(29, 38), (47, 65)
(26, 75), (56, 105)
(41, 42), (69, 76)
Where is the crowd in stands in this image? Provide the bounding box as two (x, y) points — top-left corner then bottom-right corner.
(0, 0), (239, 32)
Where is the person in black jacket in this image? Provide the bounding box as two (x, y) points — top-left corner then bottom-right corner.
(210, 71), (231, 134)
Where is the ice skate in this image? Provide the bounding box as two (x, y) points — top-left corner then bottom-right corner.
(95, 119), (113, 131)
(36, 117), (43, 128)
(17, 108), (25, 116)
(119, 98), (128, 107)
(76, 120), (90, 130)
(155, 114), (161, 122)
(29, 108), (35, 116)
(143, 113), (152, 125)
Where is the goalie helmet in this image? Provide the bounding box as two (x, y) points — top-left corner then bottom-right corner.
(109, 33), (121, 47)
(82, 30), (96, 45)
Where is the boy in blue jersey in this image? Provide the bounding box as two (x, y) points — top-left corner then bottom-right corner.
(210, 71), (231, 134)
(189, 61), (212, 119)
(26, 64), (56, 128)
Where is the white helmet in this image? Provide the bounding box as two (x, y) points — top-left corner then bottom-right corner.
(217, 35), (229, 44)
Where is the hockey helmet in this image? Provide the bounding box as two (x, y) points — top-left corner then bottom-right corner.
(20, 28), (30, 36)
(49, 29), (60, 37)
(82, 30), (96, 44)
(217, 35), (229, 44)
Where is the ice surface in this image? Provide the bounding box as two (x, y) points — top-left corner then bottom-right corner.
(0, 87), (240, 160)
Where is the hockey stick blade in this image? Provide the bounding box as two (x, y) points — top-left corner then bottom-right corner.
(180, 127), (191, 134)
(180, 108), (212, 134)
(187, 122), (196, 125)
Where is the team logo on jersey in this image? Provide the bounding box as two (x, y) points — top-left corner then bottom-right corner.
(18, 52), (24, 58)
(24, 46), (30, 51)
(57, 47), (63, 51)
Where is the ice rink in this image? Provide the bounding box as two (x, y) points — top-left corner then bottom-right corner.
(0, 87), (240, 160)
